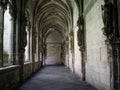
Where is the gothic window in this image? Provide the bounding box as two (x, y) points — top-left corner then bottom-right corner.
(3, 5), (12, 66)
(25, 25), (30, 62)
(24, 10), (31, 62)
(0, 0), (13, 67)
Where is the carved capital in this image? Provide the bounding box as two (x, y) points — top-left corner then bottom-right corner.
(101, 0), (113, 40)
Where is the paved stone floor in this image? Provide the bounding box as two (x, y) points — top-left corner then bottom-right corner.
(18, 65), (97, 90)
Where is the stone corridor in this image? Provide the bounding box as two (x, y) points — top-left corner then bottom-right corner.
(18, 65), (97, 90)
(0, 0), (120, 90)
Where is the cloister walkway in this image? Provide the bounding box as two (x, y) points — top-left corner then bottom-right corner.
(18, 65), (97, 90)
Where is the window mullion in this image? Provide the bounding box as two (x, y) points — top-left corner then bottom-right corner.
(1, 7), (5, 67)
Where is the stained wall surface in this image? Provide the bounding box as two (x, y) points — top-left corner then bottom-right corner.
(85, 0), (111, 90)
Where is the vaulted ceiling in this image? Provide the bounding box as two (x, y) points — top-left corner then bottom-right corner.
(31, 0), (80, 40)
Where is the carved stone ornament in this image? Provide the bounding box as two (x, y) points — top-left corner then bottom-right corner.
(101, 0), (113, 39)
(22, 15), (27, 52)
(0, 0), (9, 10)
(9, 0), (17, 20)
(77, 16), (83, 49)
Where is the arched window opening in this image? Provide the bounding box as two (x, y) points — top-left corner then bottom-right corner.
(25, 26), (30, 62)
(24, 10), (31, 63)
(0, 0), (13, 67)
(3, 4), (12, 66)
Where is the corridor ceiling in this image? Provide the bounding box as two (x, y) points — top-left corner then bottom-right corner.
(33, 0), (79, 40)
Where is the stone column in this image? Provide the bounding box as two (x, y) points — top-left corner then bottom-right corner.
(111, 40), (120, 90)
(32, 27), (37, 71)
(16, 0), (27, 82)
(101, 0), (120, 89)
(77, 14), (86, 81)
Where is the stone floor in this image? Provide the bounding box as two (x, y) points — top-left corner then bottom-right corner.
(18, 65), (97, 90)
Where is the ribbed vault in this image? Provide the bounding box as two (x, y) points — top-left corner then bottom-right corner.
(33, 0), (76, 41)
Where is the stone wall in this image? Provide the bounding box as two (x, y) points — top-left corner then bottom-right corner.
(85, 0), (111, 90)
(46, 43), (62, 65)
(23, 63), (33, 80)
(23, 62), (41, 80)
(0, 65), (20, 90)
(45, 30), (63, 65)
(0, 62), (41, 90)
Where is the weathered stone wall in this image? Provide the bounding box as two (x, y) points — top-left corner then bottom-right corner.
(0, 65), (20, 90)
(85, 0), (111, 90)
(23, 63), (33, 80)
(45, 31), (63, 65)
(23, 62), (41, 80)
(34, 62), (41, 71)
(46, 43), (62, 65)
(0, 62), (41, 90)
